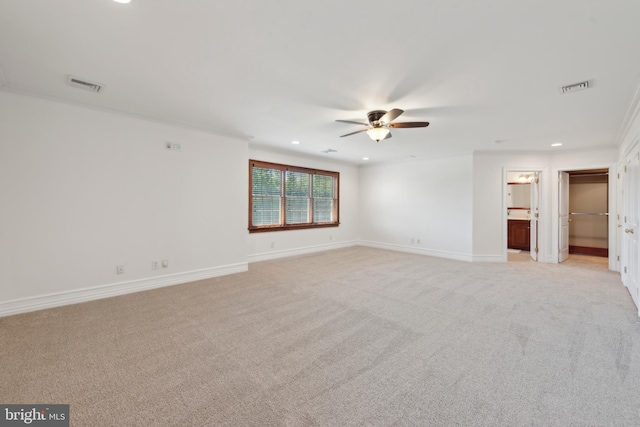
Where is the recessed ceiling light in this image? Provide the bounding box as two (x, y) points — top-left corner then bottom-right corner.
(551, 143), (563, 147)
(291, 140), (300, 145)
(113, 0), (131, 3)
(362, 157), (369, 161)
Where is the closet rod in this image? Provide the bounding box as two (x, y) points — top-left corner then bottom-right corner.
(569, 173), (608, 177)
(569, 212), (609, 216)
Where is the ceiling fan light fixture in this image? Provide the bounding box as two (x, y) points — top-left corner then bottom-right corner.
(366, 127), (390, 142)
(337, 108), (428, 140)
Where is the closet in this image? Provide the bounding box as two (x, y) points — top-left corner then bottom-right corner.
(568, 170), (608, 257)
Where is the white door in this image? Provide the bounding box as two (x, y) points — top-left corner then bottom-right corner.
(558, 171), (570, 263)
(617, 162), (624, 272)
(623, 144), (639, 310)
(530, 172), (539, 261)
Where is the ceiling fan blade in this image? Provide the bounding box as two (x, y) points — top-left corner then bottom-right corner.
(339, 128), (370, 137)
(336, 119), (369, 126)
(379, 108), (404, 124)
(388, 121), (430, 128)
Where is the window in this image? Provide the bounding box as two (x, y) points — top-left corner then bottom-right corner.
(249, 160), (339, 232)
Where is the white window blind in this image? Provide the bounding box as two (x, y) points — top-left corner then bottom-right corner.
(285, 170), (310, 224)
(251, 166), (281, 226)
(249, 160), (339, 232)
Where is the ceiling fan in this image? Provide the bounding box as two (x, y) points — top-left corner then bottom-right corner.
(336, 109), (429, 142)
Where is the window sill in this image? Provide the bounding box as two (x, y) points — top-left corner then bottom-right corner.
(248, 223), (340, 233)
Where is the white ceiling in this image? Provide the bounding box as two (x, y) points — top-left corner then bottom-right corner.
(1, 0), (639, 164)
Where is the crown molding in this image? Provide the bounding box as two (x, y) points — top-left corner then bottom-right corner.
(615, 76), (640, 146)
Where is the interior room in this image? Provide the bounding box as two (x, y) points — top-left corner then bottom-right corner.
(568, 169), (610, 258)
(1, 1), (640, 425)
(506, 170), (536, 261)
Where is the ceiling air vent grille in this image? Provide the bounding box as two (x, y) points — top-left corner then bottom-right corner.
(66, 75), (103, 93)
(561, 80), (590, 94)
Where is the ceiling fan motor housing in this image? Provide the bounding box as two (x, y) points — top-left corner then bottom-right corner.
(367, 110), (387, 126)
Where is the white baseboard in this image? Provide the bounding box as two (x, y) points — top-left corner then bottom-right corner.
(358, 240), (475, 262)
(0, 262), (248, 318)
(248, 240), (358, 263)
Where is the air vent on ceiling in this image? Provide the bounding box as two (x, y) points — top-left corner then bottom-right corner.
(66, 75), (104, 93)
(560, 80), (590, 94)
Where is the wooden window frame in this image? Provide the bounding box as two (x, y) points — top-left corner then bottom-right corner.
(249, 159), (340, 233)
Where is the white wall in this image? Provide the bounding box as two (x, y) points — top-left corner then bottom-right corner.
(472, 148), (618, 264)
(472, 151), (551, 261)
(2, 90), (631, 318)
(358, 153), (474, 261)
(549, 147), (618, 171)
(247, 146), (359, 261)
(0, 91), (248, 315)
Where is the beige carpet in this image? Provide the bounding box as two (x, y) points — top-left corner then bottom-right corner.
(1, 246), (639, 426)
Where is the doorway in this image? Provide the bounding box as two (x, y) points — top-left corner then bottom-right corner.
(506, 170), (539, 263)
(558, 168), (610, 264)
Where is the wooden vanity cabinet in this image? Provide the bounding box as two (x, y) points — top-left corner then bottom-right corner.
(508, 219), (530, 250)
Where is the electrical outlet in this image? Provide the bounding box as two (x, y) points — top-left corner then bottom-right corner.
(270, 242), (275, 248)
(166, 142), (181, 151)
(162, 259), (169, 268)
(329, 235), (333, 241)
(417, 239), (421, 244)
(152, 261), (159, 270)
(411, 238), (415, 244)
(116, 265), (124, 274)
